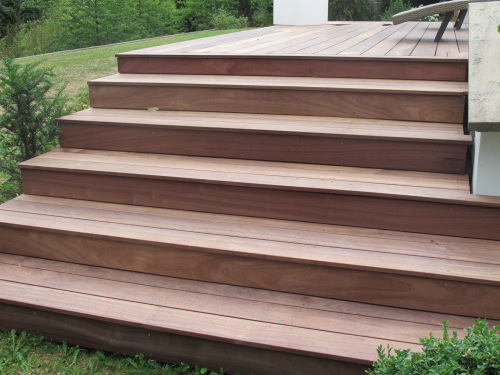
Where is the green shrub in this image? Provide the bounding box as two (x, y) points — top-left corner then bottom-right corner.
(0, 58), (68, 202)
(368, 319), (500, 375)
(380, 0), (412, 21)
(211, 8), (248, 30)
(329, 0), (378, 21)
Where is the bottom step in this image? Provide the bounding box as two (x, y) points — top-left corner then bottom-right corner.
(0, 253), (483, 375)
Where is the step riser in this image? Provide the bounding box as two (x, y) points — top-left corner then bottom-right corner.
(1, 303), (366, 375)
(59, 123), (469, 174)
(89, 85), (465, 123)
(21, 169), (500, 241)
(1, 226), (498, 319)
(118, 56), (468, 81)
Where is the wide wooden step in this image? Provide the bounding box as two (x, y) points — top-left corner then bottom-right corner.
(59, 108), (471, 174)
(19, 148), (500, 240)
(88, 74), (467, 123)
(117, 26), (467, 81)
(3, 252), (493, 375)
(118, 54), (467, 81)
(1, 195), (499, 319)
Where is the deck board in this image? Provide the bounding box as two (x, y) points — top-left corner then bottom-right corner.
(120, 22), (468, 59)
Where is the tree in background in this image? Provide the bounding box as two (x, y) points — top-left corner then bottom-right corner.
(0, 58), (68, 201)
(328, 0), (378, 21)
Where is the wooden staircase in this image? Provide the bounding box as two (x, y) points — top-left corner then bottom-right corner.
(1, 35), (499, 375)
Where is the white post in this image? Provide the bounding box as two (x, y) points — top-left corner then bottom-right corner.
(469, 2), (500, 196)
(472, 132), (500, 196)
(273, 0), (328, 26)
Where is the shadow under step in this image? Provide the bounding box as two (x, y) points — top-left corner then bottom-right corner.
(59, 108), (471, 174)
(2, 252), (492, 374)
(19, 148), (500, 240)
(0, 195), (499, 318)
(88, 74), (467, 123)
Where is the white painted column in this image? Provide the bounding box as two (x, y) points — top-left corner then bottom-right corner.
(472, 132), (500, 196)
(469, 2), (500, 196)
(273, 0), (328, 26)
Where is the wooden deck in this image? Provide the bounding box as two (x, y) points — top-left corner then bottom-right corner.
(1, 23), (499, 375)
(120, 22), (468, 58)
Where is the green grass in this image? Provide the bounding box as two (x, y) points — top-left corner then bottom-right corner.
(16, 29), (244, 106)
(0, 329), (235, 375)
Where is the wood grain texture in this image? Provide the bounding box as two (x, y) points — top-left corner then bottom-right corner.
(89, 84), (465, 123)
(0, 224), (498, 318)
(18, 167), (500, 240)
(89, 74), (468, 95)
(117, 56), (467, 81)
(59, 122), (469, 174)
(1, 252), (487, 329)
(119, 22), (467, 58)
(0, 259), (466, 344)
(0, 303), (368, 375)
(6, 195), (500, 267)
(59, 108), (472, 143)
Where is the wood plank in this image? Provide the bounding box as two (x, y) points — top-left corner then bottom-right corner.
(2, 280), (417, 364)
(0, 221), (498, 318)
(59, 109), (471, 143)
(6, 195), (500, 266)
(341, 23), (416, 56)
(1, 252), (486, 329)
(302, 24), (388, 55)
(118, 56), (468, 81)
(411, 23), (439, 56)
(0, 303), (368, 375)
(88, 74), (468, 95)
(58, 110), (470, 173)
(267, 24), (362, 54)
(21, 149), (482, 202)
(387, 22), (430, 57)
(362, 23), (420, 56)
(1, 205), (498, 282)
(0, 260), (456, 345)
(18, 166), (500, 240)
(89, 85), (466, 123)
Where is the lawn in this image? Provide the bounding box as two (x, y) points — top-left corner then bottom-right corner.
(0, 329), (231, 375)
(17, 29), (244, 106)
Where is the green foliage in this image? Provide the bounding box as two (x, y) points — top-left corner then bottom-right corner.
(0, 58), (67, 201)
(328, 0), (378, 21)
(211, 8), (248, 30)
(368, 319), (500, 375)
(380, 0), (412, 21)
(0, 329), (238, 374)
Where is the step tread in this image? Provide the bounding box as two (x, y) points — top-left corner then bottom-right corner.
(88, 73), (468, 95)
(19, 148), (500, 208)
(1, 252), (489, 364)
(59, 108), (472, 144)
(1, 196), (499, 284)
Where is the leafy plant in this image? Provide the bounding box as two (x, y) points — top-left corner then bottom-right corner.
(368, 319), (500, 375)
(0, 329), (239, 374)
(211, 8), (248, 30)
(380, 0), (412, 21)
(0, 58), (68, 201)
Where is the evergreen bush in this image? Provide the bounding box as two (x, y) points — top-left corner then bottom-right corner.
(368, 319), (500, 375)
(0, 58), (68, 201)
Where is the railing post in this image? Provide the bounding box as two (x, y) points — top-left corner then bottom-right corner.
(469, 1), (500, 196)
(273, 0), (328, 26)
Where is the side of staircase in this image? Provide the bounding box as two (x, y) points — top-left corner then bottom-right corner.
(1, 39), (499, 375)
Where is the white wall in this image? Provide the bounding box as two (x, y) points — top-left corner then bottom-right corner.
(273, 0), (328, 26)
(472, 132), (500, 196)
